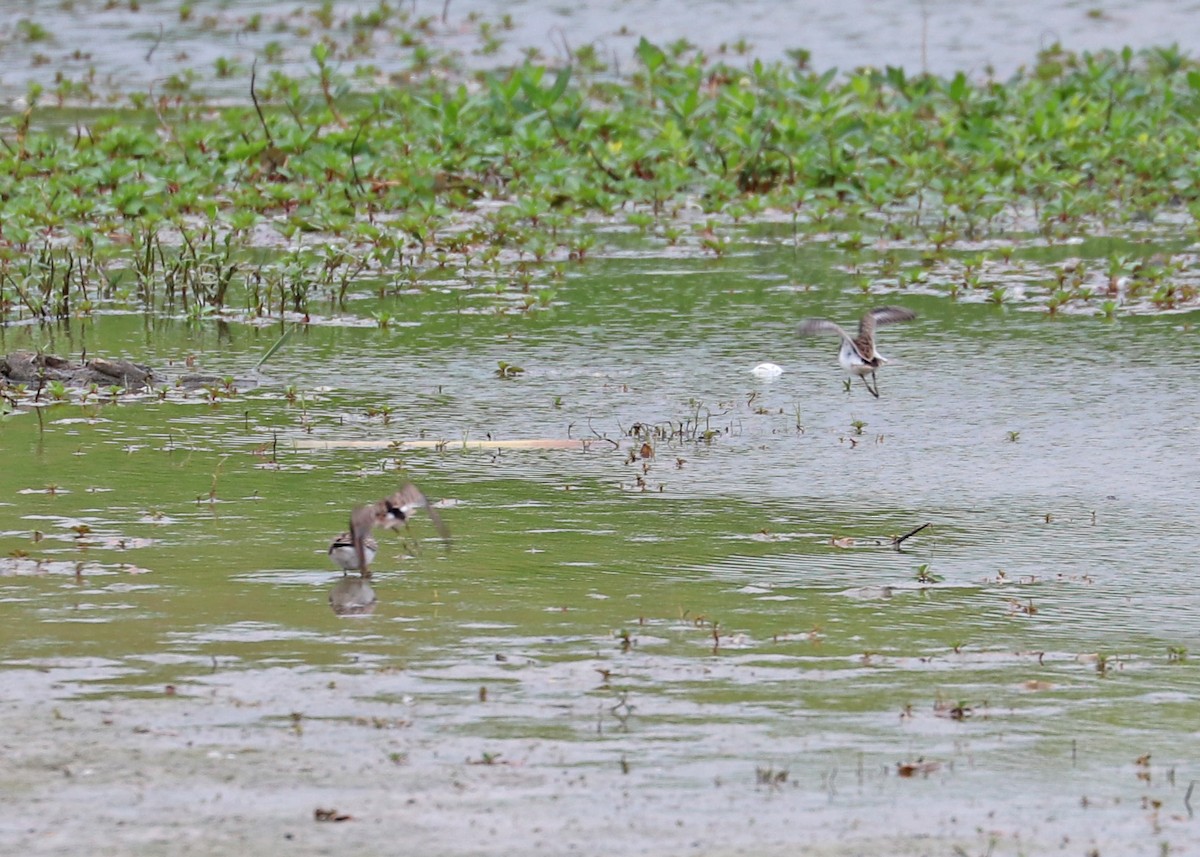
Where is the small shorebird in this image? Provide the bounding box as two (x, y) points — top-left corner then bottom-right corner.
(328, 532), (378, 574)
(345, 482), (450, 577)
(796, 306), (917, 398)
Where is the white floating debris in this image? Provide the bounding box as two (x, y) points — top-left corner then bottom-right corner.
(751, 362), (783, 379)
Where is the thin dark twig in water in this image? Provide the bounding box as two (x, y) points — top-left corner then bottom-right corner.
(549, 25), (572, 62)
(892, 522), (930, 551)
(145, 24), (164, 63)
(442, 0), (451, 24)
(919, 2), (928, 75)
(586, 419), (619, 448)
(149, 81), (190, 166)
(249, 60), (274, 147)
(544, 106), (622, 183)
(349, 108), (379, 195)
(1186, 780), (1195, 819)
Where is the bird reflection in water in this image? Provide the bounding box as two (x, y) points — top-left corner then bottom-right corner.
(328, 575), (377, 616)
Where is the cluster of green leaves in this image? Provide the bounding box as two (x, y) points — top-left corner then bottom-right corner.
(3, 40), (1200, 321)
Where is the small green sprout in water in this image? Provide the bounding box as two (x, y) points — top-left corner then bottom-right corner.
(567, 235), (595, 262)
(1007, 430), (1020, 442)
(615, 629), (634, 652)
(850, 419), (867, 436)
(914, 564), (942, 584)
(495, 361), (525, 378)
(1168, 646), (1188, 663)
(47, 380), (69, 402)
(1106, 254), (1132, 291)
(16, 19), (51, 42)
(1101, 300), (1118, 319)
(1047, 289), (1071, 315)
(987, 286), (1008, 305)
(213, 56), (242, 78)
(839, 233), (867, 252)
(842, 379), (852, 394)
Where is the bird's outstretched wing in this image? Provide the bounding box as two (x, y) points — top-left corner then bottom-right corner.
(856, 306), (917, 355)
(859, 306), (917, 337)
(348, 483), (451, 574)
(349, 504), (377, 574)
(797, 318), (854, 344)
(380, 483), (451, 542)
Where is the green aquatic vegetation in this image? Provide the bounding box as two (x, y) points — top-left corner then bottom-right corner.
(1046, 289), (1072, 315)
(5, 41), (1200, 321)
(914, 564), (942, 585)
(365, 405), (394, 425)
(15, 19), (51, 42)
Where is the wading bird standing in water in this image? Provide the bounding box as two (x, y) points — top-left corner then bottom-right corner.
(328, 532), (378, 574)
(331, 483), (450, 578)
(796, 306), (917, 398)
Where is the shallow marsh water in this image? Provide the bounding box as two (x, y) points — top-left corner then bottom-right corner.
(1, 2), (1200, 852)
(1, 230), (1199, 855)
(3, 0), (1200, 105)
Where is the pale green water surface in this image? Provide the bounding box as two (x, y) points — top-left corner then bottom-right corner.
(1, 232), (1198, 855)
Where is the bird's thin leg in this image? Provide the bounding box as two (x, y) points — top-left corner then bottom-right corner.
(864, 372), (880, 398)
